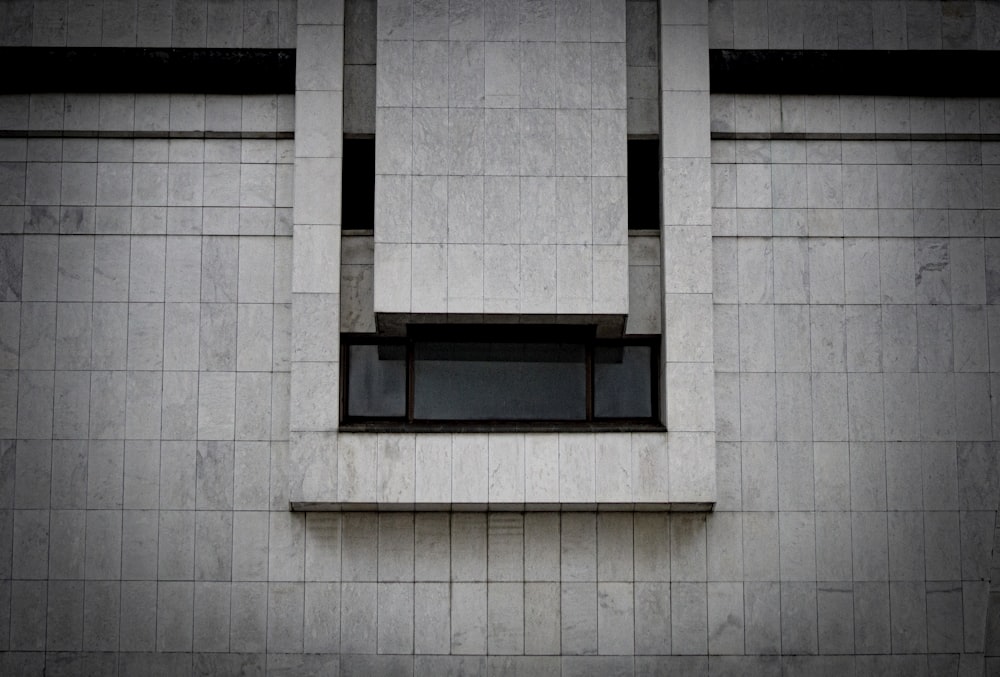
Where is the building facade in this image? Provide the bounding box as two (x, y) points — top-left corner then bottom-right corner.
(0, 0), (999, 673)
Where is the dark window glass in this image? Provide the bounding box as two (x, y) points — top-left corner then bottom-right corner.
(342, 329), (659, 425)
(594, 344), (653, 418)
(342, 137), (374, 229)
(413, 341), (587, 420)
(628, 138), (659, 229)
(346, 343), (406, 417)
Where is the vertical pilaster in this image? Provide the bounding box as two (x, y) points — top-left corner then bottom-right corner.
(659, 0), (715, 501)
(372, 0), (630, 327)
(288, 0), (345, 502)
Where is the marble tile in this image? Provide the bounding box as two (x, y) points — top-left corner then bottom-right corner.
(414, 582), (451, 654)
(634, 581), (670, 656)
(88, 371), (125, 440)
(451, 582), (487, 654)
(487, 581), (524, 654)
(670, 581), (707, 655)
(266, 581), (304, 653)
(194, 510), (234, 581)
(232, 440), (269, 508)
(744, 581), (780, 654)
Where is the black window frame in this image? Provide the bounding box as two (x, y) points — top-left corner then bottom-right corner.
(340, 325), (662, 431)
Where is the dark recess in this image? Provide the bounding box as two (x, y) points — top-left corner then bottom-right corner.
(627, 138), (660, 230)
(8, 47), (995, 97)
(342, 137), (375, 230)
(0, 47), (295, 93)
(710, 49), (1000, 96)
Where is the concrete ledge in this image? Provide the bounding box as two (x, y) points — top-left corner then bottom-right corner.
(286, 431), (717, 510)
(290, 501), (715, 512)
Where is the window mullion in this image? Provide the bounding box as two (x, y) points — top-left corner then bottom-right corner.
(406, 339), (415, 423)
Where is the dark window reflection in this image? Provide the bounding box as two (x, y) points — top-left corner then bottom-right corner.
(342, 137), (375, 229)
(628, 138), (660, 229)
(343, 331), (658, 424)
(347, 343), (406, 417)
(413, 341), (587, 420)
(594, 345), (653, 418)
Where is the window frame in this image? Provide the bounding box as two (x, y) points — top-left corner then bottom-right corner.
(340, 326), (663, 431)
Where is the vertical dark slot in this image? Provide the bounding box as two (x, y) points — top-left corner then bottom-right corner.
(627, 138), (660, 229)
(342, 137), (375, 230)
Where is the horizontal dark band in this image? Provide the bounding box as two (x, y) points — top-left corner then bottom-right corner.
(5, 47), (997, 97)
(711, 132), (1000, 141)
(0, 130), (295, 139)
(0, 47), (294, 94)
(710, 49), (1000, 96)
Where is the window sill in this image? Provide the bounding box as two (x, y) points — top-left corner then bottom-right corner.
(287, 428), (717, 509)
(337, 421), (667, 434)
(290, 500), (713, 512)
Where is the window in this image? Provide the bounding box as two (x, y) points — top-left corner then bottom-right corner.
(627, 138), (660, 229)
(342, 325), (659, 427)
(342, 136), (374, 230)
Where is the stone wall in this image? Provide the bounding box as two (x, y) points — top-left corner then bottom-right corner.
(0, 0), (998, 674)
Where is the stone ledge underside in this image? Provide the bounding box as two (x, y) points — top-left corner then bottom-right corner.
(291, 502), (715, 512)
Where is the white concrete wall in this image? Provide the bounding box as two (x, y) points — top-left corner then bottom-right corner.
(708, 0), (1000, 50)
(0, 92), (297, 671)
(709, 91), (1000, 673)
(658, 0), (717, 504)
(2, 0), (1000, 674)
(371, 0), (630, 323)
(0, 0), (298, 48)
(286, 0), (344, 509)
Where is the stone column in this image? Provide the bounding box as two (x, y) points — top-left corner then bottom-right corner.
(288, 0), (345, 503)
(659, 0), (716, 503)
